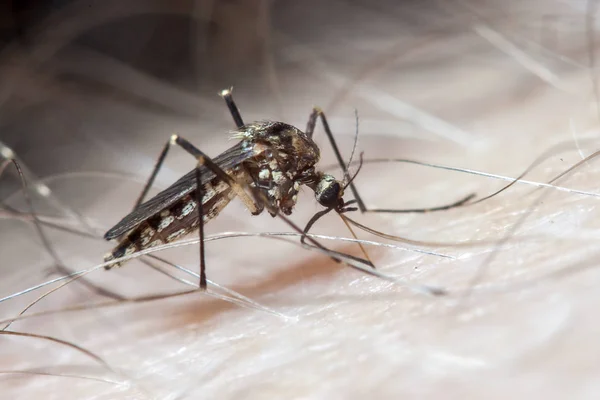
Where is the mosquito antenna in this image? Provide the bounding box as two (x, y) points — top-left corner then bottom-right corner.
(343, 109), (360, 185)
(343, 152), (364, 191)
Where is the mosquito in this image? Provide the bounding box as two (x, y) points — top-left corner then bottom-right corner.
(103, 89), (474, 290)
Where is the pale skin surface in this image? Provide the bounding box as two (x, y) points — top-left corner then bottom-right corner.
(1, 1), (600, 399)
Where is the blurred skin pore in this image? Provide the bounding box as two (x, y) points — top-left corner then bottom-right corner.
(2, 1), (600, 399)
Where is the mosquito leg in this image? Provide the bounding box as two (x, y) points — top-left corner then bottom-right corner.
(194, 165), (208, 288)
(273, 205), (375, 268)
(299, 204), (375, 268)
(365, 194), (475, 213)
(132, 138), (174, 209)
(300, 207), (333, 245)
(170, 135), (262, 289)
(220, 88), (245, 128)
(244, 174), (375, 267)
(306, 107), (475, 213)
(134, 89), (244, 210)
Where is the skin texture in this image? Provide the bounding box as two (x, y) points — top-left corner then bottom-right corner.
(1, 0), (600, 398)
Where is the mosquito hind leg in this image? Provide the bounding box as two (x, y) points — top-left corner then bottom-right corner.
(169, 135), (262, 289)
(305, 107), (475, 214)
(132, 137), (176, 210)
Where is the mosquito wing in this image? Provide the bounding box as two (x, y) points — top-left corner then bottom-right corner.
(104, 141), (255, 240)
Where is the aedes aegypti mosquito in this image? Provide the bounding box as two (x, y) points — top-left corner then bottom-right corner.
(103, 89), (474, 289)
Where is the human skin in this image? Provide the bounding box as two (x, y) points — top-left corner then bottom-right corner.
(1, 1), (600, 399)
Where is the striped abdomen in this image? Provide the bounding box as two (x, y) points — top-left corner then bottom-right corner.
(104, 179), (236, 267)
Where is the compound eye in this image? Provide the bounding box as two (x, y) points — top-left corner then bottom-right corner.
(315, 175), (341, 208)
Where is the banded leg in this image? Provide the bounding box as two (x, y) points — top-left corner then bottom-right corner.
(166, 135), (262, 289)
(305, 107), (475, 214)
(133, 89), (247, 209)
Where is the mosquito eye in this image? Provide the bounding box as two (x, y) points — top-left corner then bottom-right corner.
(315, 177), (341, 208)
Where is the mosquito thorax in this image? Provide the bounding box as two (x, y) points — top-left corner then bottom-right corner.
(314, 173), (344, 208)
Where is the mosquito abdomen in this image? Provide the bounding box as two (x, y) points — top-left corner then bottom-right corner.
(104, 182), (235, 268)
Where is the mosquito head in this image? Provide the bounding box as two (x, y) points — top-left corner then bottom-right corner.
(314, 174), (344, 209)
